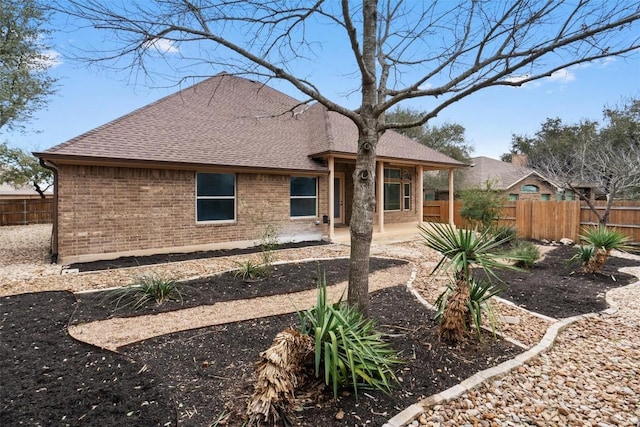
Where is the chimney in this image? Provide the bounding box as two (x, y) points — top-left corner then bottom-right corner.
(511, 154), (528, 167)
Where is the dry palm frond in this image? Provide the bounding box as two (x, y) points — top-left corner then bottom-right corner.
(246, 327), (314, 426)
(439, 279), (470, 343)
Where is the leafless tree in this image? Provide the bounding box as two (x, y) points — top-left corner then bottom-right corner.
(53, 0), (640, 314)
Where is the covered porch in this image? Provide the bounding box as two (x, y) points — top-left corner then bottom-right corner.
(325, 156), (457, 241)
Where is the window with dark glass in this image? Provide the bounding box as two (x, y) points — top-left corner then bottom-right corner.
(384, 167), (412, 211)
(290, 176), (317, 217)
(196, 173), (235, 222)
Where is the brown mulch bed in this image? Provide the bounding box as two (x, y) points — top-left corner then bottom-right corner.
(1, 246), (638, 426)
(490, 244), (639, 319)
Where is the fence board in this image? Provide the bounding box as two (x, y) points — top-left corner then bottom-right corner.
(0, 199), (53, 226)
(423, 200), (639, 242)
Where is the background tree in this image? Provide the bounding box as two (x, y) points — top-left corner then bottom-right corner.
(55, 0), (640, 315)
(0, 0), (57, 132)
(503, 99), (640, 224)
(0, 142), (53, 198)
(387, 107), (473, 197)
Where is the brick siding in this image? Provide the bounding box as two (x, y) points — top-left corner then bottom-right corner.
(56, 165), (328, 263)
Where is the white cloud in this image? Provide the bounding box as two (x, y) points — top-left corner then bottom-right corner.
(33, 49), (63, 68)
(143, 38), (179, 54)
(547, 68), (575, 83)
(503, 74), (531, 84)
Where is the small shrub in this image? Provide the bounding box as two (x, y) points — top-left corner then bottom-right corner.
(490, 225), (517, 244)
(106, 273), (182, 310)
(510, 241), (541, 269)
(234, 260), (268, 281)
(569, 245), (596, 266)
(298, 274), (402, 398)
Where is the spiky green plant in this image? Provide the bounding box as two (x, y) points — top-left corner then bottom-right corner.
(298, 274), (402, 398)
(419, 222), (524, 342)
(489, 224), (517, 244)
(106, 273), (183, 310)
(233, 260), (268, 281)
(576, 226), (633, 273)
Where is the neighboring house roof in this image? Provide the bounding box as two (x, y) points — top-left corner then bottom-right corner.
(36, 74), (464, 172)
(461, 156), (559, 190)
(0, 182), (52, 197)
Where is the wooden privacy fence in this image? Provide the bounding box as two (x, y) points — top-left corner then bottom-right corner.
(423, 200), (640, 242)
(0, 199), (53, 226)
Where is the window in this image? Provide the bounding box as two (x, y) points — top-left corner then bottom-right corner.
(384, 167), (412, 211)
(196, 173), (235, 222)
(290, 176), (317, 217)
(541, 194), (551, 201)
(508, 194), (519, 201)
(521, 184), (539, 193)
(564, 190), (574, 201)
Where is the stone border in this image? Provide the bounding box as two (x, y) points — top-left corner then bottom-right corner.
(383, 266), (640, 427)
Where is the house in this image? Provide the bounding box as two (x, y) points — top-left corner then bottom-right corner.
(36, 74), (465, 264)
(426, 155), (586, 201)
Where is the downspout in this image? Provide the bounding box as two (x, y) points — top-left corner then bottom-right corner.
(39, 158), (59, 263)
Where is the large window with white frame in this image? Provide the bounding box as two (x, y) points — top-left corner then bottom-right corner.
(196, 173), (236, 222)
(290, 176), (318, 217)
(384, 167), (412, 211)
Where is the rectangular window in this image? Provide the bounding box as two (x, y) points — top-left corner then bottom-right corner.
(384, 182), (401, 210)
(290, 176), (317, 217)
(508, 194), (519, 201)
(196, 173), (236, 222)
(541, 194), (551, 201)
(384, 167), (412, 211)
(404, 183), (411, 210)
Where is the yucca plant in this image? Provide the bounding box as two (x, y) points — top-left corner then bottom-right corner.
(106, 273), (183, 311)
(576, 225), (632, 273)
(435, 277), (503, 339)
(298, 275), (402, 398)
(419, 222), (523, 343)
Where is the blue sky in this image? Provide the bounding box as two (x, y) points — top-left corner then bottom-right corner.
(3, 6), (639, 160)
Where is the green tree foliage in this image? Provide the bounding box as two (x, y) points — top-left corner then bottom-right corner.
(0, 0), (57, 132)
(502, 98), (640, 224)
(0, 142), (52, 197)
(387, 107), (473, 195)
(459, 180), (507, 231)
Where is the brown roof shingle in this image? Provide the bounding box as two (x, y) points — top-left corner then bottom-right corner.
(38, 74), (464, 171)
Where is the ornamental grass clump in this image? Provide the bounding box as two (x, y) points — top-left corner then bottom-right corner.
(419, 222), (524, 343)
(572, 225), (633, 273)
(509, 240), (541, 269)
(106, 273), (183, 311)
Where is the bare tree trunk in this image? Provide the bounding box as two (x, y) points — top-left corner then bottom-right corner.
(570, 184), (606, 225)
(348, 125), (378, 316)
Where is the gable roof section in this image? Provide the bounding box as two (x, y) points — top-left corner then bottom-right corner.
(37, 74), (464, 171)
(461, 156), (558, 190)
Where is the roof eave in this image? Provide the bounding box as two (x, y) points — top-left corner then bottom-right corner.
(34, 153), (329, 175)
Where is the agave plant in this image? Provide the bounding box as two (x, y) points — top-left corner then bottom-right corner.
(419, 222), (523, 343)
(575, 225), (632, 273)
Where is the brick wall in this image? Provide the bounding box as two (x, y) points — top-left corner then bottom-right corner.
(56, 165), (328, 263)
(507, 176), (558, 201)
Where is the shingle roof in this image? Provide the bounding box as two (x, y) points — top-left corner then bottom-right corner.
(37, 74), (464, 171)
(461, 156), (555, 190)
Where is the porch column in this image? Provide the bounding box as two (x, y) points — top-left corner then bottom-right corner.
(417, 165), (424, 226)
(377, 161), (384, 233)
(328, 156), (335, 240)
(448, 168), (455, 226)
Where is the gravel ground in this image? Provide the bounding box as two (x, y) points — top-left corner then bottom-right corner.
(2, 225), (640, 427)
